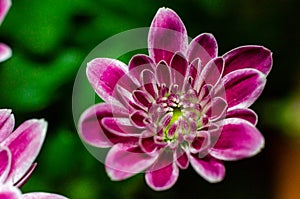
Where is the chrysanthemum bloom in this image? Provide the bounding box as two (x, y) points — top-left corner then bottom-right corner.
(79, 8), (272, 190)
(0, 0), (12, 62)
(0, 109), (67, 198)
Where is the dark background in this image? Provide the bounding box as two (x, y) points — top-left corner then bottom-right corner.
(0, 0), (299, 198)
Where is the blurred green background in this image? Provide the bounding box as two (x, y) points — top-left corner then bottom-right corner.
(0, 0), (299, 198)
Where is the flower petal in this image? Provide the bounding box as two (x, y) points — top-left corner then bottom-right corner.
(0, 109), (15, 142)
(0, 184), (22, 199)
(87, 58), (137, 102)
(0, 0), (11, 24)
(190, 154), (225, 183)
(170, 52), (188, 89)
(102, 117), (142, 136)
(145, 150), (179, 191)
(78, 103), (129, 148)
(175, 147), (189, 169)
(3, 119), (47, 185)
(141, 69), (159, 99)
(128, 54), (155, 82)
(187, 33), (218, 65)
(226, 108), (258, 125)
(148, 8), (188, 64)
(200, 57), (224, 87)
(22, 193), (68, 199)
(0, 43), (12, 62)
(105, 144), (158, 180)
(220, 68), (266, 109)
(223, 45), (272, 76)
(210, 118), (264, 160)
(0, 146), (11, 183)
(204, 97), (227, 121)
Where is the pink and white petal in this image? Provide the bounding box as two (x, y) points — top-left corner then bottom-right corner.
(0, 43), (12, 62)
(87, 58), (131, 102)
(130, 110), (149, 128)
(190, 154), (225, 183)
(204, 97), (228, 121)
(128, 54), (155, 82)
(148, 8), (188, 64)
(78, 103), (129, 148)
(226, 108), (258, 125)
(145, 150), (179, 191)
(220, 68), (266, 109)
(200, 57), (224, 87)
(0, 184), (22, 199)
(156, 61), (171, 88)
(22, 193), (68, 199)
(13, 163), (36, 188)
(105, 144), (158, 180)
(187, 33), (218, 65)
(222, 45), (272, 76)
(210, 118), (264, 161)
(141, 69), (159, 99)
(139, 134), (158, 154)
(0, 109), (15, 142)
(0, 0), (11, 24)
(0, 146), (11, 183)
(2, 119), (47, 184)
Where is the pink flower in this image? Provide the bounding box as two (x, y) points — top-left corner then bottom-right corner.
(0, 109), (67, 198)
(79, 8), (272, 190)
(0, 0), (12, 62)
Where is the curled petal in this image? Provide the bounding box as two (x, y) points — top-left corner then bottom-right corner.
(106, 144), (158, 180)
(187, 33), (218, 64)
(141, 69), (159, 99)
(0, 146), (11, 183)
(226, 108), (258, 125)
(170, 52), (188, 89)
(0, 184), (22, 199)
(204, 97), (227, 121)
(156, 61), (171, 88)
(0, 109), (15, 142)
(175, 147), (189, 169)
(190, 154), (225, 183)
(220, 68), (266, 109)
(148, 7), (188, 64)
(223, 45), (272, 76)
(102, 117), (142, 136)
(210, 118), (264, 161)
(23, 193), (68, 199)
(130, 110), (148, 128)
(3, 119), (47, 185)
(200, 57), (224, 87)
(0, 0), (11, 24)
(79, 103), (129, 148)
(128, 54), (155, 82)
(0, 43), (12, 62)
(145, 150), (179, 191)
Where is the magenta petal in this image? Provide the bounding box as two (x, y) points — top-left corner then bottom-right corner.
(204, 97), (227, 120)
(87, 58), (128, 102)
(0, 185), (22, 199)
(175, 147), (189, 169)
(0, 146), (11, 183)
(148, 8), (188, 64)
(210, 118), (264, 160)
(130, 110), (148, 128)
(190, 154), (225, 183)
(102, 117), (142, 136)
(22, 193), (68, 199)
(0, 109), (15, 142)
(2, 119), (47, 185)
(128, 54), (155, 81)
(14, 163), (36, 188)
(79, 103), (129, 147)
(105, 144), (158, 180)
(170, 52), (188, 89)
(156, 61), (171, 88)
(0, 43), (12, 62)
(187, 33), (218, 65)
(0, 0), (11, 24)
(226, 108), (258, 125)
(223, 45), (272, 76)
(220, 68), (266, 109)
(141, 69), (159, 99)
(145, 150), (179, 191)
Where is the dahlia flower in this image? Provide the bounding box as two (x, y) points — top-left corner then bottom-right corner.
(0, 0), (12, 62)
(0, 109), (67, 198)
(79, 7), (272, 190)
